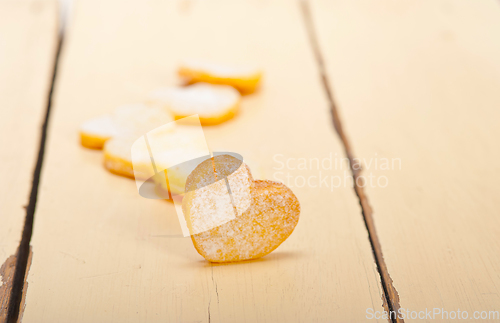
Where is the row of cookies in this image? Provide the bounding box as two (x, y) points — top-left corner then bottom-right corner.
(79, 61), (301, 263)
(80, 61), (262, 181)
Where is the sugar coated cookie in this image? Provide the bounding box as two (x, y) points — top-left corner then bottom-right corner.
(183, 155), (300, 262)
(178, 60), (262, 94)
(80, 115), (117, 149)
(80, 104), (173, 149)
(104, 125), (209, 184)
(103, 135), (137, 178)
(152, 149), (209, 196)
(149, 83), (240, 125)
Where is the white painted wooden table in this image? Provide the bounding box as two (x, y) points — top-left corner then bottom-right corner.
(1, 0), (500, 322)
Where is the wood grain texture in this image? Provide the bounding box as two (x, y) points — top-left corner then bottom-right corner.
(21, 0), (386, 322)
(310, 0), (500, 320)
(0, 1), (57, 321)
(0, 254), (16, 322)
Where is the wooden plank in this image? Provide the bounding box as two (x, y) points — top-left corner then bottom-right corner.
(22, 0), (385, 322)
(0, 0), (57, 321)
(310, 0), (500, 319)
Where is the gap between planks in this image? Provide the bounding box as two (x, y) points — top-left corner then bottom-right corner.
(299, 1), (404, 322)
(5, 36), (64, 323)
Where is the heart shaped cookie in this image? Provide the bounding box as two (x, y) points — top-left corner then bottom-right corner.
(148, 83), (240, 125)
(178, 60), (262, 94)
(80, 104), (173, 149)
(182, 155), (300, 262)
(104, 124), (207, 183)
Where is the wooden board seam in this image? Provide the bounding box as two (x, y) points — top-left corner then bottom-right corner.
(300, 1), (403, 322)
(6, 35), (62, 323)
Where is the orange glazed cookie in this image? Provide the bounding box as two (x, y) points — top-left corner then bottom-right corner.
(182, 155), (300, 262)
(178, 60), (262, 94)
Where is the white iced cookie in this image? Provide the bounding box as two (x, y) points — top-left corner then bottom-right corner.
(80, 115), (117, 149)
(104, 125), (209, 182)
(149, 83), (240, 125)
(152, 148), (209, 196)
(80, 104), (173, 149)
(178, 60), (262, 94)
(103, 135), (138, 179)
